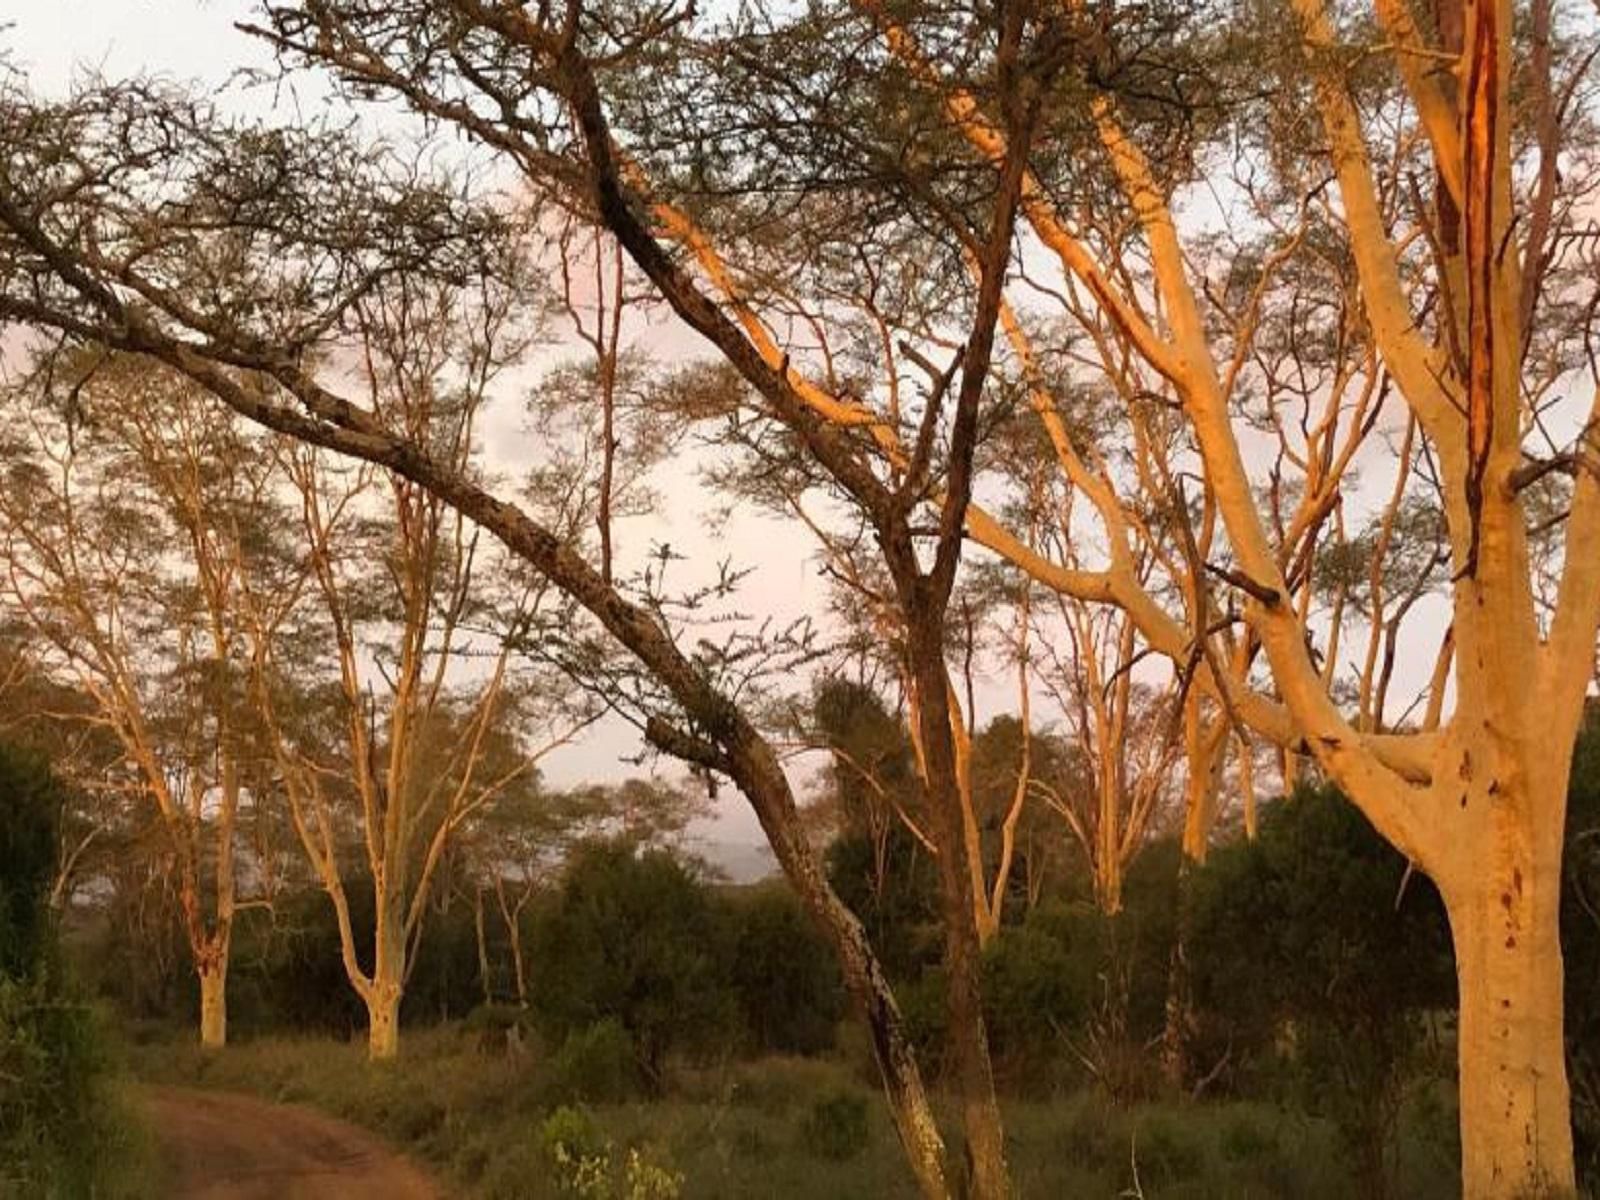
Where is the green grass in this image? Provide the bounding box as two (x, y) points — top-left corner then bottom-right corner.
(124, 1024), (1460, 1199)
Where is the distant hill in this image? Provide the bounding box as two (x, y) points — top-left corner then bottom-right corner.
(698, 840), (777, 884)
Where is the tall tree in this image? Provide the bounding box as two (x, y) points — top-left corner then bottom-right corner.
(0, 356), (289, 1046)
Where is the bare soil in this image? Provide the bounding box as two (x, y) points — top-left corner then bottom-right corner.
(142, 1085), (444, 1200)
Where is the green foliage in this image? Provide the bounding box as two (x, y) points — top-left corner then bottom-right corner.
(542, 1105), (613, 1196)
(529, 840), (734, 1084)
(980, 846), (1179, 1098)
(1564, 701), (1600, 1192)
(0, 742), (154, 1199)
(980, 920), (1080, 1089)
(0, 743), (62, 979)
(0, 976), (107, 1197)
(1190, 784), (1455, 1196)
(727, 883), (845, 1055)
(798, 1090), (870, 1162)
(539, 1106), (683, 1200)
(545, 1019), (643, 1105)
(824, 827), (941, 981)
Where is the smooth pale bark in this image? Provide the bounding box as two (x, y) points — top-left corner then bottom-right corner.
(1450, 880), (1572, 1200)
(473, 888), (493, 1007)
(367, 984), (402, 1062)
(1426, 727), (1575, 1200)
(198, 962), (227, 1050)
(366, 897), (406, 1061)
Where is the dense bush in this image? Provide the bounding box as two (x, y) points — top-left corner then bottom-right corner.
(824, 827), (942, 981)
(0, 744), (58, 979)
(1189, 784), (1455, 1197)
(727, 883), (846, 1055)
(0, 742), (149, 1198)
(978, 844), (1180, 1098)
(544, 1019), (644, 1105)
(529, 840), (734, 1085)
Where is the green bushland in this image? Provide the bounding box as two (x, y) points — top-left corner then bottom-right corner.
(94, 708), (1600, 1196)
(126, 1025), (1467, 1199)
(0, 741), (158, 1199)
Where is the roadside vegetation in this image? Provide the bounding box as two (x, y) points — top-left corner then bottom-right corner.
(0, 742), (158, 1200)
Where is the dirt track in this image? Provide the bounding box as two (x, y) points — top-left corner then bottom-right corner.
(142, 1085), (443, 1200)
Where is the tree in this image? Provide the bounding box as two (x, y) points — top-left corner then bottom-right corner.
(528, 839), (733, 1087)
(240, 271), (593, 1059)
(0, 357), (289, 1047)
(729, 881), (849, 1055)
(1033, 597), (1182, 916)
(0, 80), (957, 1191)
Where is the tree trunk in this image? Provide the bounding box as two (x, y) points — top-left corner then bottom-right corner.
(368, 897), (406, 1061)
(1445, 840), (1575, 1199)
(1095, 805), (1124, 916)
(906, 634), (1008, 1200)
(1160, 851), (1196, 1093)
(198, 962), (227, 1050)
(367, 980), (402, 1061)
(473, 886), (493, 1007)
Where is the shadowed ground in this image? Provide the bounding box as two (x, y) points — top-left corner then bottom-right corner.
(142, 1084), (443, 1200)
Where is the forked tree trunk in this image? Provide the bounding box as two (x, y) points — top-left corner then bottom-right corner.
(1436, 775), (1574, 1200)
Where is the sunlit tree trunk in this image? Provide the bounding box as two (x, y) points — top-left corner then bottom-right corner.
(197, 955), (228, 1050)
(1424, 719), (1576, 1198)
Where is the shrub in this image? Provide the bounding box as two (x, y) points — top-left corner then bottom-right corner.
(539, 1105), (682, 1200)
(530, 841), (734, 1086)
(981, 922), (1081, 1092)
(0, 742), (149, 1198)
(0, 744), (58, 979)
(727, 884), (845, 1055)
(1190, 785), (1454, 1196)
(542, 1105), (613, 1198)
(544, 1019), (643, 1105)
(798, 1090), (870, 1161)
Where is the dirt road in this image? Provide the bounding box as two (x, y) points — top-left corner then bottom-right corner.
(142, 1085), (444, 1200)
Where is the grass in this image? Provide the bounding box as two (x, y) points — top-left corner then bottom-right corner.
(124, 1022), (1461, 1199)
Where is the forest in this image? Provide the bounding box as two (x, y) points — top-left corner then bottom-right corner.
(0, 0), (1598, 1198)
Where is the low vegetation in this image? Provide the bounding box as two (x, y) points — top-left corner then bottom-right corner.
(111, 744), (1600, 1198)
(0, 744), (158, 1199)
(129, 1028), (1462, 1200)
